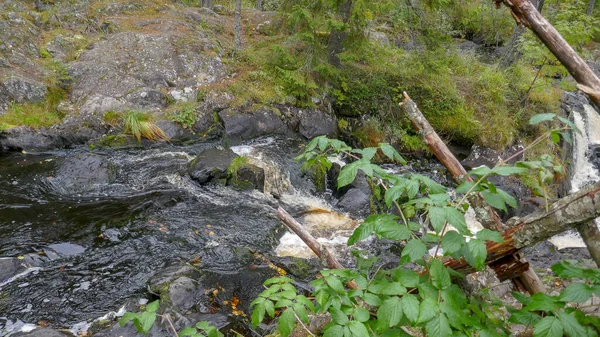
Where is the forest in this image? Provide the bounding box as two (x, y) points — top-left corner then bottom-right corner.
(0, 0), (600, 336)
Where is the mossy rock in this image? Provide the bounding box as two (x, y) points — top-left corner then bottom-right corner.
(227, 157), (265, 191)
(96, 134), (137, 148)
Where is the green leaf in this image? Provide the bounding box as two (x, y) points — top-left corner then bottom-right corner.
(476, 229), (504, 243)
(348, 321), (369, 337)
(354, 307), (370, 322)
(360, 147), (378, 161)
(456, 181), (476, 194)
(138, 311), (156, 334)
(401, 294), (419, 323)
(119, 312), (137, 326)
(418, 298), (438, 323)
(509, 308), (541, 326)
(330, 307), (349, 325)
(497, 188), (518, 209)
(557, 311), (587, 337)
(252, 303), (266, 328)
(381, 282), (407, 296)
(529, 113), (556, 125)
(560, 283), (593, 303)
(551, 131), (561, 143)
(524, 293), (561, 312)
(265, 299), (275, 317)
(363, 293), (382, 306)
(326, 275), (346, 294)
(379, 143), (407, 164)
(338, 162), (359, 188)
(491, 166), (529, 176)
(377, 222), (411, 241)
(179, 327), (197, 336)
(264, 276), (294, 285)
(561, 131), (573, 145)
(378, 297), (403, 328)
(348, 222), (376, 246)
(429, 206), (446, 233)
(278, 309), (297, 337)
(317, 136), (328, 151)
(481, 190), (507, 212)
(430, 259), (451, 290)
(534, 316), (563, 337)
(425, 313), (452, 337)
(464, 239), (487, 270)
(469, 166), (492, 176)
(412, 175), (446, 194)
(401, 239), (427, 263)
(444, 207), (468, 235)
(557, 116), (581, 134)
(145, 300), (160, 313)
(393, 269), (420, 287)
(385, 185), (405, 207)
(323, 325), (345, 337)
(292, 303), (309, 323)
(441, 231), (465, 254)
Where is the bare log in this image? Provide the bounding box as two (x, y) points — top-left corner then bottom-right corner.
(400, 92), (546, 292)
(276, 207), (359, 289)
(497, 0), (600, 108)
(447, 180), (600, 274)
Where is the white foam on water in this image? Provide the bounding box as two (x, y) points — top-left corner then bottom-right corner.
(0, 267), (42, 290)
(549, 104), (600, 249)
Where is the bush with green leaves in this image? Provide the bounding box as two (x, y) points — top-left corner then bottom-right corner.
(250, 113), (600, 337)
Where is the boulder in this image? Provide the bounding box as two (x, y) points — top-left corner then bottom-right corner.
(1, 75), (47, 104)
(297, 108), (337, 139)
(218, 107), (290, 142)
(461, 143), (524, 171)
(188, 148), (238, 184)
(148, 263), (201, 296)
(336, 187), (371, 217)
(167, 276), (206, 311)
(0, 126), (56, 151)
(154, 120), (196, 143)
(227, 162), (265, 191)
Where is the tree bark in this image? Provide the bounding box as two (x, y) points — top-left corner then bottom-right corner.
(257, 0), (262, 11)
(277, 207), (359, 289)
(201, 0), (213, 8)
(579, 220), (600, 267)
(327, 0), (352, 68)
(234, 0), (242, 52)
(400, 92), (546, 293)
(588, 0), (597, 16)
(497, 0), (600, 108)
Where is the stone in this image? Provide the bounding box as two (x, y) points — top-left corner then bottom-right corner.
(0, 257), (26, 283)
(1, 75), (47, 104)
(368, 31), (390, 47)
(154, 120), (196, 143)
(148, 262), (201, 295)
(336, 187), (370, 217)
(0, 126), (56, 151)
(188, 148), (238, 184)
(218, 107), (290, 142)
(227, 162), (265, 191)
(297, 108), (337, 139)
(167, 276), (205, 311)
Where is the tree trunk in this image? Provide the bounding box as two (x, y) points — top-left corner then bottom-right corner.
(498, 0), (600, 108)
(499, 0), (544, 68)
(579, 220), (600, 267)
(588, 0), (597, 16)
(234, 0), (242, 52)
(257, 0), (262, 11)
(201, 0), (213, 8)
(327, 0), (352, 68)
(446, 180), (600, 275)
(400, 92), (546, 293)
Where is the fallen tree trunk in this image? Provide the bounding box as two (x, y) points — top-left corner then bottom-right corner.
(400, 92), (546, 293)
(447, 180), (600, 274)
(496, 0), (600, 108)
(276, 207), (359, 289)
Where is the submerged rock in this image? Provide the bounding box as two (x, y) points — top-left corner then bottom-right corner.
(49, 153), (114, 193)
(13, 328), (71, 336)
(0, 258), (27, 284)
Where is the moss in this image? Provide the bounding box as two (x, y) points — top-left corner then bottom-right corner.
(96, 134), (134, 147)
(226, 156), (255, 189)
(311, 164), (327, 193)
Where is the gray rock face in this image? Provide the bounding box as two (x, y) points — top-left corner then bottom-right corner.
(148, 263), (201, 295)
(1, 75), (47, 104)
(461, 143), (524, 171)
(69, 19), (226, 116)
(297, 108), (337, 139)
(188, 148), (238, 184)
(219, 107), (290, 142)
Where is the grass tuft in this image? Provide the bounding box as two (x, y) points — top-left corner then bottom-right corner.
(122, 110), (169, 142)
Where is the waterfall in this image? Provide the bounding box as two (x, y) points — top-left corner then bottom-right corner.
(549, 101), (600, 249)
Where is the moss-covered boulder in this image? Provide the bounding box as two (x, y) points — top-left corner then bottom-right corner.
(226, 156), (265, 191)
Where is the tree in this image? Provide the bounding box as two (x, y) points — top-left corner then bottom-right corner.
(588, 0), (597, 15)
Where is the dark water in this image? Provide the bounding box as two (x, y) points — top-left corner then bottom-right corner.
(0, 138), (311, 333)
